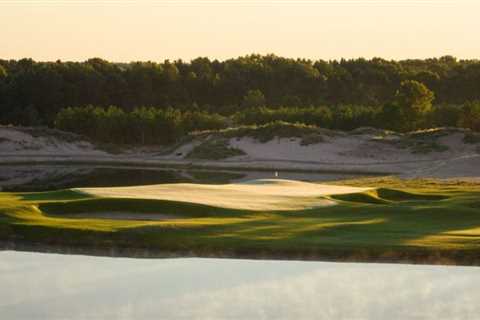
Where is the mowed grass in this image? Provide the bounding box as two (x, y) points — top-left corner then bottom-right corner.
(1, 178), (480, 264)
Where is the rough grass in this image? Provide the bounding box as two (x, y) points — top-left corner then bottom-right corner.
(380, 130), (451, 154)
(189, 124), (458, 154)
(464, 132), (480, 144)
(1, 177), (480, 265)
(186, 139), (246, 160)
(299, 133), (325, 146)
(194, 122), (336, 145)
(410, 142), (450, 154)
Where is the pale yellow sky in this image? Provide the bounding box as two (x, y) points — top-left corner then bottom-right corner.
(0, 0), (479, 62)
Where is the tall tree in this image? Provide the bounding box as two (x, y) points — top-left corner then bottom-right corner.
(242, 89), (266, 108)
(0, 65), (7, 123)
(391, 80), (435, 131)
(458, 101), (480, 132)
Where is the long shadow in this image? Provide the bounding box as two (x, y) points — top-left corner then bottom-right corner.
(18, 189), (92, 202)
(39, 197), (250, 219)
(279, 200), (480, 249)
(189, 194), (480, 249)
(6, 187), (480, 259)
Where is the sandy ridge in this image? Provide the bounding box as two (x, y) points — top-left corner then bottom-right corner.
(2, 126), (480, 179)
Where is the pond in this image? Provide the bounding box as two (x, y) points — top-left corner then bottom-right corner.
(0, 251), (479, 319)
(0, 164), (372, 192)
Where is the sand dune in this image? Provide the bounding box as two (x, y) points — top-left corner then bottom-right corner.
(3, 126), (479, 179)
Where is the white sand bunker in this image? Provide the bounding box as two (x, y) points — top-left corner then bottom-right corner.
(77, 179), (371, 211)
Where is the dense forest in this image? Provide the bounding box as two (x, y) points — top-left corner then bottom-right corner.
(1, 55), (480, 144)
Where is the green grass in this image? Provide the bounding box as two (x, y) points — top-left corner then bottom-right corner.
(18, 190), (92, 202)
(40, 198), (248, 218)
(1, 177), (480, 265)
(330, 190), (391, 204)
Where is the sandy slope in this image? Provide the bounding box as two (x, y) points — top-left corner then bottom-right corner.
(78, 179), (370, 211)
(158, 130), (480, 178)
(1, 126), (479, 179)
(0, 126), (107, 156)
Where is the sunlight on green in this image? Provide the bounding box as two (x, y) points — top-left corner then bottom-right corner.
(1, 178), (480, 258)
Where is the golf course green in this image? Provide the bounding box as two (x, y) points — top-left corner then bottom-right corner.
(1, 178), (480, 265)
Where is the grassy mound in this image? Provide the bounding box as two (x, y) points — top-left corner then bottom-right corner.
(372, 128), (456, 154)
(376, 188), (448, 201)
(40, 197), (246, 218)
(330, 191), (390, 205)
(194, 121), (337, 145)
(331, 188), (448, 205)
(18, 190), (91, 202)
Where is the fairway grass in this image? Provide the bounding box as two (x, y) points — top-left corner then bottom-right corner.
(1, 178), (480, 265)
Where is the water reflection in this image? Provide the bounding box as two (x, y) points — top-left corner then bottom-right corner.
(0, 165), (369, 192)
(1, 251), (479, 319)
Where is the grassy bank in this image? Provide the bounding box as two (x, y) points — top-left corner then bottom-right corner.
(1, 178), (480, 265)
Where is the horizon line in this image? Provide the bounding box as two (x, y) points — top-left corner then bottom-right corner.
(2, 54), (478, 64)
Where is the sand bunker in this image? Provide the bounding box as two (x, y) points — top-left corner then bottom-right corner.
(77, 179), (371, 211)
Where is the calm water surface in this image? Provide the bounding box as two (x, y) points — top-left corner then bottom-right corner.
(1, 251), (479, 319)
(0, 164), (372, 192)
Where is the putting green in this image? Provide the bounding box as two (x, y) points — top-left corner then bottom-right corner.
(76, 179), (370, 211)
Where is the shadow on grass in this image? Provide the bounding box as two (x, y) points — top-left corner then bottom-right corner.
(39, 197), (249, 218)
(4, 187), (480, 256)
(18, 190), (92, 202)
(194, 197), (480, 249)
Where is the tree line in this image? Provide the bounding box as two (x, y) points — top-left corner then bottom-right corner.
(1, 55), (480, 125)
(1, 55), (480, 145)
(55, 81), (480, 145)
(55, 106), (226, 145)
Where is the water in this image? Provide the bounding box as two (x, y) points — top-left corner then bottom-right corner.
(1, 251), (479, 319)
(0, 165), (371, 192)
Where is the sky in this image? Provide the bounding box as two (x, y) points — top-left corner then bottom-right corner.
(0, 0), (479, 62)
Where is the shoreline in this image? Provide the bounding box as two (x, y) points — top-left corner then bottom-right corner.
(0, 154), (424, 176)
(2, 152), (479, 179)
(2, 178), (480, 267)
(2, 125), (480, 179)
(1, 239), (478, 266)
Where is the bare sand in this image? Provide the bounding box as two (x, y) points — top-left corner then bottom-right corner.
(0, 126), (107, 156)
(2, 126), (479, 179)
